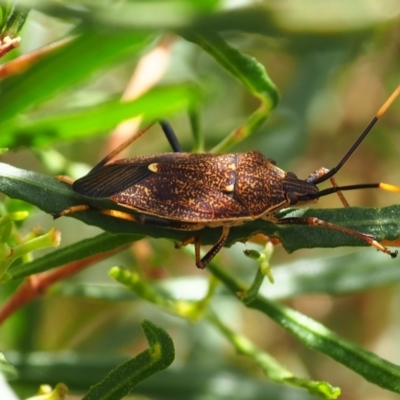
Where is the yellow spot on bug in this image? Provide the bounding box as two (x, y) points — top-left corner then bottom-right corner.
(225, 184), (234, 192)
(148, 163), (159, 173)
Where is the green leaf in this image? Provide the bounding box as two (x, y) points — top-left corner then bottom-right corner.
(262, 251), (400, 300)
(4, 350), (317, 399)
(206, 260), (400, 394)
(249, 297), (400, 393)
(275, 206), (400, 252)
(109, 266), (212, 321)
(0, 84), (200, 148)
(180, 29), (279, 152)
(181, 30), (279, 105)
(0, 227), (60, 281)
(208, 311), (340, 399)
(0, 352), (18, 380)
(18, 0), (218, 31)
(0, 6), (30, 38)
(0, 216), (12, 243)
(82, 320), (174, 400)
(5, 232), (139, 281)
(0, 29), (152, 125)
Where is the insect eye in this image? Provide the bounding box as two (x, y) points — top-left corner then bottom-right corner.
(286, 191), (298, 205)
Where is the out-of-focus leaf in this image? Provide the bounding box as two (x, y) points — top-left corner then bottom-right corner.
(260, 251), (400, 300)
(208, 311), (340, 399)
(0, 352), (18, 380)
(5, 350), (319, 400)
(0, 85), (200, 148)
(181, 29), (279, 152)
(0, 30), (152, 125)
(207, 260), (400, 394)
(82, 320), (174, 400)
(5, 233), (139, 281)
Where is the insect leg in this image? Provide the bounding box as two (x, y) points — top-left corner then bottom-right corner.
(329, 177), (350, 207)
(278, 217), (398, 258)
(55, 205), (192, 228)
(55, 175), (75, 185)
(92, 123), (155, 171)
(175, 227), (230, 268)
(175, 236), (202, 266)
(196, 226), (230, 269)
(55, 201), (228, 268)
(53, 204), (91, 218)
(53, 205), (139, 222)
(54, 123), (156, 196)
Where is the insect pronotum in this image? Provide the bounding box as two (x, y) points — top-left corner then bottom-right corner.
(56, 85), (400, 269)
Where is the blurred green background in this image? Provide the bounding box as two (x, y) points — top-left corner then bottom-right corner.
(1, 1), (400, 399)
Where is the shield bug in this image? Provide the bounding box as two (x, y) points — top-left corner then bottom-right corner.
(55, 85), (400, 269)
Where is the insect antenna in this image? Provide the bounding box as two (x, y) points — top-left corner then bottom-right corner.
(304, 182), (400, 202)
(91, 122), (155, 172)
(312, 84), (400, 185)
(159, 120), (183, 152)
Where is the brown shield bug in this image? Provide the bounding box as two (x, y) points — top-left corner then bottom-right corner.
(55, 85), (400, 269)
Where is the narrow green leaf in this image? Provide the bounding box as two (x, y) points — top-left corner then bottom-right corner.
(82, 320), (174, 400)
(261, 251), (400, 300)
(109, 267), (173, 309)
(109, 267), (210, 321)
(0, 6), (30, 38)
(180, 29), (279, 151)
(0, 30), (152, 124)
(6, 232), (139, 281)
(181, 30), (279, 104)
(207, 260), (400, 394)
(0, 85), (200, 148)
(275, 206), (400, 252)
(5, 350), (305, 399)
(0, 227), (60, 281)
(249, 297), (400, 393)
(0, 352), (18, 380)
(0, 216), (12, 242)
(16, 0), (217, 31)
(208, 311), (340, 399)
